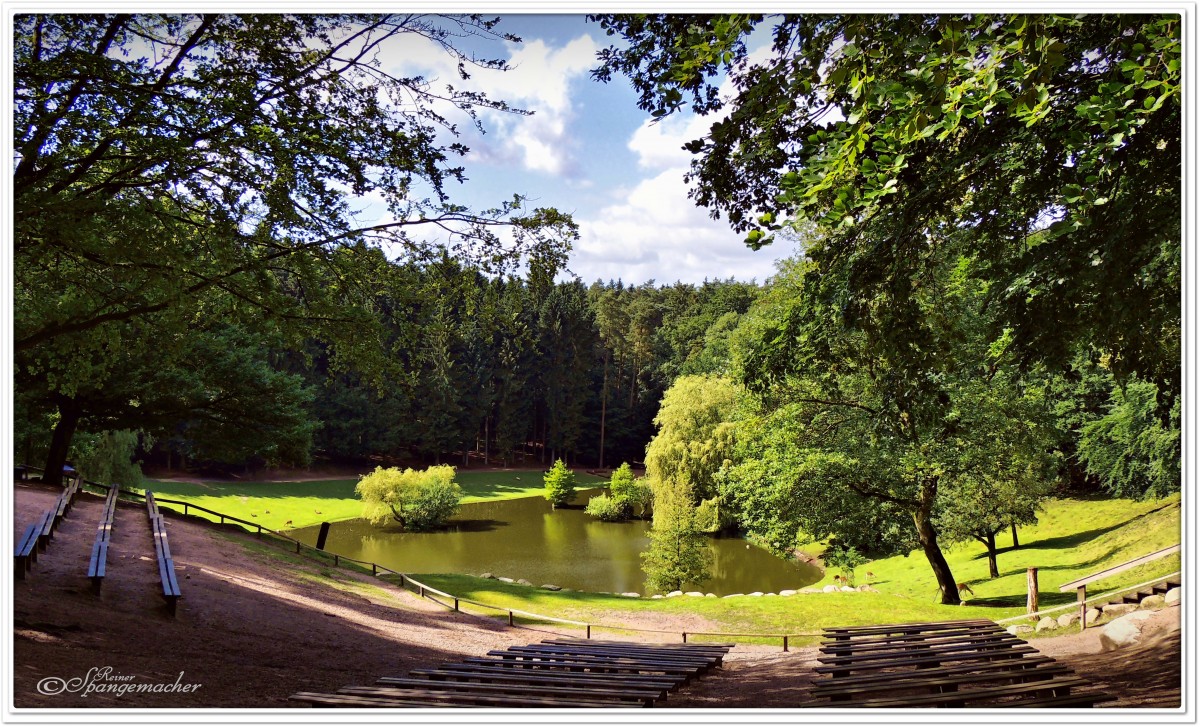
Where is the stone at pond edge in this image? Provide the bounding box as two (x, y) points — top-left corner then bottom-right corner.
(497, 577), (514, 583)
(480, 573), (495, 579)
(685, 591), (705, 597)
(1100, 610), (1157, 651)
(801, 588), (821, 594)
(651, 594), (664, 599)
(516, 578), (533, 586)
(1085, 608), (1101, 623)
(748, 592), (763, 597)
(822, 585), (838, 593)
(1140, 594), (1166, 609)
(705, 593), (716, 597)
(1035, 616), (1057, 632)
(620, 592), (640, 598)
(723, 593), (744, 598)
(1057, 612), (1080, 628)
(666, 590), (683, 598)
(779, 589), (798, 596)
(1165, 587), (1181, 605)
(541, 584), (561, 591)
(1006, 625), (1034, 635)
(840, 586), (856, 592)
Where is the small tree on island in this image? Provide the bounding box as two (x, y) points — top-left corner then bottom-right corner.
(642, 477), (712, 593)
(543, 459), (576, 508)
(587, 462), (653, 520)
(356, 465), (463, 531)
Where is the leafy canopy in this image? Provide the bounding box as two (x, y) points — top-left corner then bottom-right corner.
(356, 465), (463, 531)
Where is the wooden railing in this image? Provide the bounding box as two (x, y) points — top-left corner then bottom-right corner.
(1055, 544), (1181, 631)
(16, 465), (832, 649)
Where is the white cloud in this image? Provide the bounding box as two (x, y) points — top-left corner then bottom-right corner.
(570, 167), (790, 285)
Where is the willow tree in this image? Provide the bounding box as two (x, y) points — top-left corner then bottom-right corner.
(14, 14), (577, 482)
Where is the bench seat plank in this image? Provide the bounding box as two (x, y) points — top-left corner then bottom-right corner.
(824, 619), (995, 637)
(505, 644), (718, 667)
(366, 677), (659, 704)
(14, 522), (41, 578)
(820, 631), (1014, 656)
(823, 676), (1094, 708)
(812, 663), (1076, 699)
(291, 691), (623, 708)
(407, 666), (676, 690)
(813, 645), (1040, 674)
(809, 654), (1058, 690)
(818, 635), (1025, 665)
(337, 685), (641, 707)
(820, 625), (1008, 650)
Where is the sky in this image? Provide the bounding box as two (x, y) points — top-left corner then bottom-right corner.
(355, 14), (795, 286)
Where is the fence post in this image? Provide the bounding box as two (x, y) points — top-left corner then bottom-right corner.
(257, 525), (262, 538)
(219, 514), (224, 524)
(586, 624), (591, 640)
(1078, 585), (1088, 631)
(398, 573), (404, 586)
(334, 555), (339, 567)
(682, 632), (688, 643)
(783, 635), (789, 652)
(509, 611), (514, 627)
(184, 503), (189, 515)
(419, 585), (425, 598)
(1026, 567), (1039, 620)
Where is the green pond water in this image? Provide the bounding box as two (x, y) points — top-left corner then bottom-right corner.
(288, 488), (822, 595)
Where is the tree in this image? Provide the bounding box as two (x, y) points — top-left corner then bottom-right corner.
(591, 13), (1181, 411)
(587, 462), (652, 521)
(726, 247), (1057, 604)
(641, 476), (711, 593)
(14, 14), (579, 481)
(356, 465), (463, 530)
(73, 430), (149, 488)
(644, 374), (740, 502)
(543, 459), (576, 508)
(1077, 378), (1181, 499)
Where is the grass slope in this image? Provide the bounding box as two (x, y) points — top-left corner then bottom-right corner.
(144, 469), (609, 531)
(410, 493), (1181, 644)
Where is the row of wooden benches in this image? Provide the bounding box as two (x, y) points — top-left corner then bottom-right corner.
(811, 618), (1114, 707)
(14, 477), (80, 578)
(291, 638), (733, 708)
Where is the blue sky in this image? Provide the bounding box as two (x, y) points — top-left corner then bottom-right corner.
(357, 14), (795, 286)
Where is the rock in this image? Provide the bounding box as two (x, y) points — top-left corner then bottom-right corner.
(516, 578), (533, 587)
(620, 592), (640, 598)
(822, 585), (839, 593)
(1102, 602), (1138, 617)
(1057, 612), (1080, 628)
(540, 584), (561, 591)
(1006, 625), (1033, 635)
(651, 594), (664, 599)
(497, 577), (514, 583)
(705, 593), (716, 597)
(1165, 587), (1181, 605)
(1085, 607), (1102, 624)
(1141, 594), (1166, 609)
(1035, 616), (1057, 632)
(480, 572), (495, 579)
(840, 586), (856, 592)
(801, 588), (822, 594)
(1100, 610), (1157, 651)
(723, 593), (744, 598)
(666, 590), (683, 598)
(748, 591), (764, 597)
(764, 592), (777, 597)
(685, 591), (705, 597)
(779, 589), (798, 596)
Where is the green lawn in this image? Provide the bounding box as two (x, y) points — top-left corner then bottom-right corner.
(144, 468), (609, 531)
(409, 493), (1181, 643)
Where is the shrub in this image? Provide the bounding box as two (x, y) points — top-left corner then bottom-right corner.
(641, 477), (711, 593)
(543, 459), (576, 508)
(356, 464), (462, 531)
(608, 463), (653, 518)
(585, 494), (625, 521)
(73, 430), (148, 487)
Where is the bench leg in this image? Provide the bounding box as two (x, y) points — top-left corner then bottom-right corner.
(14, 557), (29, 580)
(90, 577), (102, 595)
(165, 596), (178, 617)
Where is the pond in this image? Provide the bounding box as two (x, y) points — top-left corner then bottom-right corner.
(288, 488), (822, 595)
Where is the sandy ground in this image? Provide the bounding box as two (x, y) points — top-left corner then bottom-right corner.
(11, 481), (1182, 710)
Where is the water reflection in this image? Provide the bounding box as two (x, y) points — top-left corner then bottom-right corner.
(289, 489), (821, 595)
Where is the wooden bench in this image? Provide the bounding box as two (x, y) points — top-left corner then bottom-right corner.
(503, 643), (721, 668)
(147, 492), (181, 616)
(411, 663), (677, 690)
(291, 690), (629, 708)
(14, 522), (41, 579)
(87, 487), (119, 594)
(368, 677), (660, 705)
(34, 509), (56, 552)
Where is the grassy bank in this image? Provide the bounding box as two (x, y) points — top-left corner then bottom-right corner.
(409, 493), (1180, 642)
(145, 469), (610, 531)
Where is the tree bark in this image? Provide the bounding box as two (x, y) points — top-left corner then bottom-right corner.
(986, 531), (999, 578)
(1011, 522), (1020, 548)
(43, 398), (82, 487)
(913, 481), (959, 604)
(599, 351), (608, 469)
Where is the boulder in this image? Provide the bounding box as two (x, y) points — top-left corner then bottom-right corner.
(685, 591), (705, 597)
(705, 593), (716, 597)
(1006, 625), (1033, 635)
(651, 594), (664, 599)
(1141, 594), (1166, 609)
(540, 584), (561, 591)
(748, 591), (764, 597)
(1102, 602), (1138, 617)
(666, 590), (683, 598)
(1165, 587), (1181, 605)
(779, 590), (798, 597)
(840, 586), (856, 592)
(1085, 608), (1102, 624)
(822, 585), (839, 593)
(480, 573), (495, 579)
(764, 592), (777, 597)
(1035, 616), (1057, 632)
(497, 577), (514, 583)
(1100, 610), (1157, 651)
(723, 593), (744, 599)
(1057, 612), (1080, 628)
(516, 578), (533, 587)
(620, 592), (640, 598)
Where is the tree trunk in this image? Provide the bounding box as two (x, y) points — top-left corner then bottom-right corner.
(986, 531), (999, 578)
(599, 351), (608, 469)
(913, 483), (958, 604)
(1011, 522), (1020, 548)
(43, 398), (82, 487)
(483, 416), (490, 466)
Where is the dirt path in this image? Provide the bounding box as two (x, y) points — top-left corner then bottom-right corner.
(11, 482), (1181, 709)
